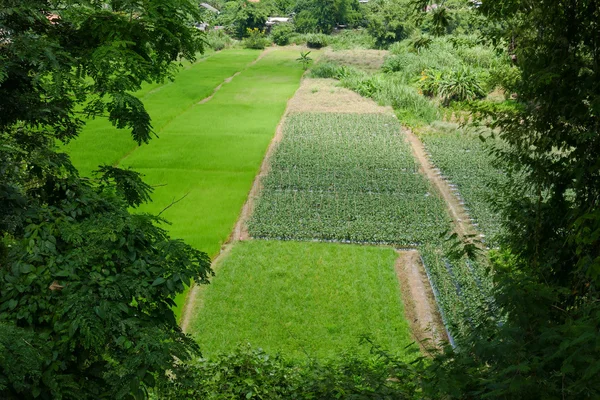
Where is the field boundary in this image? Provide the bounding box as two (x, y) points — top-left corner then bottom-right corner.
(403, 127), (479, 241)
(198, 48), (275, 105)
(115, 51), (263, 168)
(394, 250), (447, 349)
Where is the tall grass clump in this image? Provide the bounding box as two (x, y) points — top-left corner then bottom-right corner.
(374, 79), (439, 124)
(328, 30), (376, 50)
(305, 33), (329, 49)
(205, 30), (235, 51)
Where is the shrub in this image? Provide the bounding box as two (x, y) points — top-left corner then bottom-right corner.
(373, 79), (440, 124)
(243, 28), (270, 49)
(328, 30), (376, 50)
(205, 30), (234, 51)
(308, 62), (342, 79)
(437, 66), (486, 103)
(270, 23), (294, 46)
(305, 33), (328, 49)
(418, 68), (444, 97)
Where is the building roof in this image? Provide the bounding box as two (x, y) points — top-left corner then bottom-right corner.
(200, 3), (219, 13)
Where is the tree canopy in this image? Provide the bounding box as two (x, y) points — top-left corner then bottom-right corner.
(0, 1), (212, 398)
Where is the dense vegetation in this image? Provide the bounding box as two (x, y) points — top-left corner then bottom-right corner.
(0, 1), (212, 398)
(250, 113), (449, 244)
(2, 0), (600, 398)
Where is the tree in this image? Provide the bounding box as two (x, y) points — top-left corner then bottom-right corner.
(365, 0), (411, 48)
(416, 0), (600, 397)
(217, 0), (269, 39)
(294, 0), (360, 34)
(0, 1), (213, 398)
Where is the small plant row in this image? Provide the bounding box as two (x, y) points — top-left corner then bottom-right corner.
(417, 123), (506, 244)
(249, 113), (449, 245)
(420, 244), (497, 341)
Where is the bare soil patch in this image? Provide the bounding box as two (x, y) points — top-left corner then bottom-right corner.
(395, 250), (447, 348)
(322, 48), (389, 72)
(286, 78), (394, 114)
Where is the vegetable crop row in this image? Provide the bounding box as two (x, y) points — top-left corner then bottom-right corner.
(418, 125), (506, 244)
(249, 113), (449, 245)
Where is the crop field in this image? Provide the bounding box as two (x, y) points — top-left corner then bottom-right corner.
(65, 50), (261, 177)
(66, 49), (306, 314)
(420, 245), (495, 340)
(418, 124), (506, 243)
(249, 113), (450, 245)
(190, 240), (418, 360)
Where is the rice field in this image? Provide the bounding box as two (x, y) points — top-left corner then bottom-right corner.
(65, 49), (306, 315)
(190, 240), (418, 360)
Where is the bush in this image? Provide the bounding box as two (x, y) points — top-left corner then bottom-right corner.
(243, 28), (270, 49)
(205, 30), (234, 51)
(270, 23), (294, 46)
(328, 30), (376, 50)
(305, 33), (328, 49)
(374, 79), (440, 124)
(308, 62), (343, 79)
(437, 66), (486, 103)
(155, 344), (424, 399)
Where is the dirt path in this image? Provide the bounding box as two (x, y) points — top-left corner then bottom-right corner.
(403, 127), (479, 240)
(395, 250), (447, 349)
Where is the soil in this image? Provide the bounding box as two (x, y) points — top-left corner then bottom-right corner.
(394, 250), (447, 349)
(286, 78), (394, 114)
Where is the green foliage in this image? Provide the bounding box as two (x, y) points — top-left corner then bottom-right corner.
(308, 61), (344, 78)
(218, 0), (269, 39)
(0, 1), (210, 397)
(419, 67), (486, 104)
(157, 342), (425, 399)
(270, 23), (294, 45)
(373, 78), (440, 124)
(189, 241), (417, 359)
(243, 28), (270, 49)
(418, 123), (506, 243)
(305, 33), (329, 49)
(328, 29), (377, 50)
(249, 113), (449, 244)
(205, 30), (235, 51)
(294, 0), (361, 33)
(0, 131), (213, 399)
(365, 0), (411, 48)
(296, 51), (313, 70)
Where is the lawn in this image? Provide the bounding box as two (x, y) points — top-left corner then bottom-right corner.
(249, 113), (450, 245)
(190, 240), (418, 360)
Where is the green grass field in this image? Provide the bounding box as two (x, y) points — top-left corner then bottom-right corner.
(65, 49), (307, 314)
(191, 240), (418, 360)
(65, 49), (261, 176)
